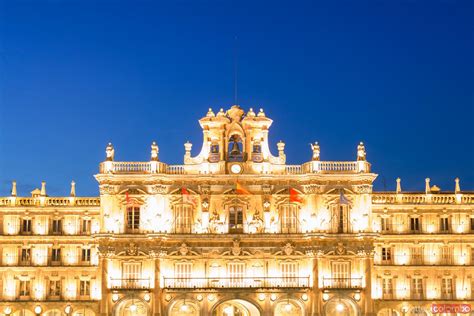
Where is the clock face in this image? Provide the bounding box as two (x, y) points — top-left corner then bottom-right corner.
(230, 164), (242, 174)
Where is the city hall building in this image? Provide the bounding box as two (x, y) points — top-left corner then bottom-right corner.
(0, 105), (472, 316)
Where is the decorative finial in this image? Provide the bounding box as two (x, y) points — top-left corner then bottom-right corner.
(151, 141), (159, 161)
(70, 181), (76, 197)
(247, 108), (256, 117)
(396, 178), (401, 194)
(206, 108), (215, 117)
(11, 181), (17, 197)
(455, 177), (461, 193)
(105, 143), (115, 161)
(425, 178), (431, 194)
(217, 108), (225, 117)
(310, 142), (320, 161)
(257, 108), (265, 117)
(184, 141), (192, 152)
(40, 181), (46, 196)
(357, 142), (366, 161)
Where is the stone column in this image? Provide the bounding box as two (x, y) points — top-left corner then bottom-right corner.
(365, 255), (376, 316)
(99, 256), (108, 316)
(154, 258), (162, 316)
(312, 256), (320, 316)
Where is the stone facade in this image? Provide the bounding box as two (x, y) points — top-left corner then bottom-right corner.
(0, 106), (472, 316)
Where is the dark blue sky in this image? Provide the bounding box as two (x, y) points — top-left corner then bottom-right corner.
(0, 0), (473, 196)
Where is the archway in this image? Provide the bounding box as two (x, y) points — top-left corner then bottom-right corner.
(72, 309), (96, 316)
(377, 309), (400, 316)
(44, 310), (64, 316)
(12, 311), (35, 316)
(323, 297), (359, 316)
(114, 298), (148, 316)
(212, 299), (260, 316)
(169, 299), (199, 316)
(274, 299), (304, 316)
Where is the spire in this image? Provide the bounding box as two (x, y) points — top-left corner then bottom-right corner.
(70, 181), (76, 197)
(396, 178), (401, 194)
(40, 181), (47, 196)
(455, 177), (461, 193)
(425, 178), (431, 194)
(11, 181), (17, 197)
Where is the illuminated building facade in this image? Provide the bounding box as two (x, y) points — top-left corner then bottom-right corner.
(0, 106), (472, 316)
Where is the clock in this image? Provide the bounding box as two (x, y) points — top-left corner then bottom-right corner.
(230, 163), (243, 174)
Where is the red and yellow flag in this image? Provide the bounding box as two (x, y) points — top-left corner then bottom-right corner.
(182, 187), (197, 204)
(236, 182), (251, 195)
(289, 188), (304, 203)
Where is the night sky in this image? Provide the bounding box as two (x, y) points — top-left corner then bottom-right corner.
(0, 0), (472, 196)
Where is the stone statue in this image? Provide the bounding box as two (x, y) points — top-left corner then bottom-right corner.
(105, 143), (115, 161)
(357, 142), (366, 161)
(310, 142), (320, 161)
(151, 141), (159, 161)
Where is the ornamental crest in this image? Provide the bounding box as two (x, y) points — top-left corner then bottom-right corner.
(126, 242), (139, 256)
(231, 238), (241, 256)
(335, 242), (346, 255)
(282, 243), (295, 256)
(179, 243), (189, 256)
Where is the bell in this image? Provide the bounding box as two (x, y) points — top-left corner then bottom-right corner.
(230, 140), (241, 155)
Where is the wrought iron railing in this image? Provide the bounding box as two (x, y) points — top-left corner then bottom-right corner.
(110, 278), (151, 290)
(163, 276), (310, 289)
(322, 277), (363, 289)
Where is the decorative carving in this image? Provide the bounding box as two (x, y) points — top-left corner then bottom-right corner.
(354, 184), (372, 194)
(302, 184), (323, 194)
(199, 185), (211, 195)
(149, 184), (168, 194)
(310, 142), (320, 161)
(105, 143), (114, 161)
(126, 242), (139, 256)
(282, 242), (294, 256)
(231, 238), (241, 256)
(99, 185), (115, 195)
(179, 243), (189, 256)
(335, 242), (346, 255)
(357, 142), (366, 161)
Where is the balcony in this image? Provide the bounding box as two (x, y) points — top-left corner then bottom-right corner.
(322, 277), (363, 289)
(110, 278), (151, 290)
(163, 277), (310, 290)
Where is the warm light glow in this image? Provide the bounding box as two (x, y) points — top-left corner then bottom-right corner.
(336, 303), (345, 312)
(207, 294), (215, 301)
(4, 307), (12, 315)
(112, 293), (119, 302)
(224, 306), (233, 314)
(144, 293), (151, 302)
(130, 304), (137, 312)
(270, 293), (277, 301)
(284, 303), (293, 312)
(64, 305), (72, 314)
(165, 294), (172, 301)
(353, 293), (361, 301)
(301, 293), (308, 301)
(258, 293), (266, 301)
(322, 293), (330, 301)
(34, 305), (42, 314)
(196, 294), (203, 301)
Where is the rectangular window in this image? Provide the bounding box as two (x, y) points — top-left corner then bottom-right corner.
(441, 277), (453, 299)
(411, 278), (423, 299)
(175, 205), (192, 233)
(382, 278), (393, 298)
(52, 219), (62, 234)
(470, 218), (474, 232)
(227, 262), (245, 287)
(126, 206), (140, 232)
(229, 207), (244, 232)
(123, 262), (141, 289)
(281, 205), (298, 233)
(21, 219), (32, 234)
(381, 217), (390, 232)
(441, 246), (452, 265)
(49, 280), (61, 297)
(411, 247), (423, 265)
(81, 219), (91, 234)
(381, 247), (392, 264)
(281, 262), (298, 286)
(331, 261), (350, 288)
(410, 217), (420, 233)
(19, 280), (30, 297)
(175, 262), (192, 288)
(81, 249), (91, 262)
(20, 248), (31, 264)
(440, 217), (450, 233)
(79, 280), (90, 296)
(52, 248), (61, 263)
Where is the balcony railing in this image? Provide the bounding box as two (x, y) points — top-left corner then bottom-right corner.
(378, 255), (457, 266)
(322, 277), (363, 289)
(110, 278), (151, 290)
(163, 277), (310, 289)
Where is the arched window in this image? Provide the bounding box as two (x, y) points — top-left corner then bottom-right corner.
(126, 206), (140, 233)
(229, 206), (244, 233)
(174, 204), (193, 233)
(280, 204), (299, 233)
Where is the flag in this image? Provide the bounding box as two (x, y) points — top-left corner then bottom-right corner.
(289, 188), (304, 203)
(182, 187), (197, 204)
(236, 182), (251, 195)
(125, 191), (131, 205)
(339, 190), (350, 205)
